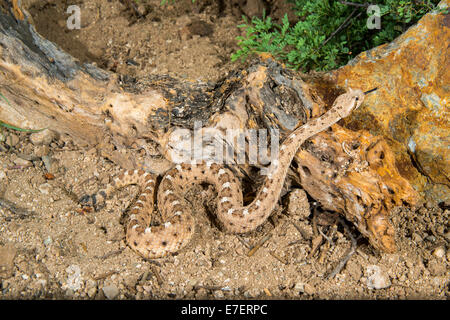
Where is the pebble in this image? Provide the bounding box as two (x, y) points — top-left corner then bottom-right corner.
(243, 288), (261, 298)
(294, 282), (305, 293)
(411, 232), (422, 243)
(65, 265), (82, 291)
(303, 283), (315, 295)
(33, 145), (50, 157)
(38, 183), (52, 195)
(0, 243), (17, 279)
(5, 134), (19, 147)
(87, 286), (97, 299)
(29, 129), (56, 146)
(425, 201), (436, 209)
(432, 246), (445, 258)
(102, 285), (119, 300)
(427, 258), (446, 276)
(366, 265), (391, 290)
(287, 189), (310, 220)
(213, 290), (224, 299)
(13, 157), (32, 167)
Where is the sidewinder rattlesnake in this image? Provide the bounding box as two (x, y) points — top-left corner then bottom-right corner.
(80, 88), (370, 258)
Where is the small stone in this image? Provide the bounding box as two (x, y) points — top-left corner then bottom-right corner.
(102, 284), (119, 300)
(38, 183), (52, 195)
(243, 288), (261, 298)
(29, 129), (56, 146)
(213, 290), (224, 299)
(303, 283), (315, 295)
(34, 145), (50, 157)
(424, 201), (436, 209)
(0, 243), (17, 279)
(142, 285), (152, 293)
(411, 232), (422, 243)
(87, 286), (97, 298)
(366, 265), (391, 290)
(287, 189), (310, 220)
(432, 246), (445, 258)
(294, 282), (305, 293)
(65, 265), (82, 291)
(5, 134), (19, 147)
(427, 258), (446, 276)
(13, 157), (32, 167)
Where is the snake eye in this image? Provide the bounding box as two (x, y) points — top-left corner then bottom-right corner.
(355, 97), (359, 101)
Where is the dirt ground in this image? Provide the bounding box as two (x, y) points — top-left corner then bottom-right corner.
(0, 0), (448, 300)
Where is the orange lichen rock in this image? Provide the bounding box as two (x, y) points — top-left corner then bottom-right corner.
(332, 3), (450, 203)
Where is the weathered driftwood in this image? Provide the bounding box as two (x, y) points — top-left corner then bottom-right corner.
(0, 1), (418, 253)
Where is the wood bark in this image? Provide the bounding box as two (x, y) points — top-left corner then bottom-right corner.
(0, 1), (418, 253)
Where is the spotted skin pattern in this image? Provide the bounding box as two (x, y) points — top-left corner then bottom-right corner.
(80, 89), (366, 258)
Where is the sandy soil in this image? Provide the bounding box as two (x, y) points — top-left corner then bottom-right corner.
(0, 0), (448, 299)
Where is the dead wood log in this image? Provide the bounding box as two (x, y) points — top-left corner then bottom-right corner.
(0, 1), (418, 253)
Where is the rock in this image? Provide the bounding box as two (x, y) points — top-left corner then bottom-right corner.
(0, 243), (17, 279)
(5, 134), (19, 147)
(412, 232), (423, 243)
(333, 5), (450, 203)
(13, 157), (31, 167)
(29, 129), (56, 146)
(34, 145), (50, 157)
(294, 282), (304, 293)
(303, 283), (315, 295)
(38, 183), (52, 195)
(432, 246), (445, 258)
(427, 258), (446, 276)
(213, 290), (224, 299)
(287, 189), (310, 220)
(102, 284), (119, 300)
(346, 260), (363, 281)
(366, 265), (391, 290)
(86, 280), (98, 298)
(243, 288), (261, 298)
(65, 265), (82, 291)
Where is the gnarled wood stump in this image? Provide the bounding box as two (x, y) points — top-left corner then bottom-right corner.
(0, 1), (418, 253)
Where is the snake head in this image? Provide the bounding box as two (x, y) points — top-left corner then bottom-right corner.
(334, 88), (366, 118)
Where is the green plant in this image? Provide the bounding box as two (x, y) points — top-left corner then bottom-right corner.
(232, 0), (447, 71)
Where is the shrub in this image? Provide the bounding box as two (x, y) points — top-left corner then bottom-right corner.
(232, 0), (447, 71)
